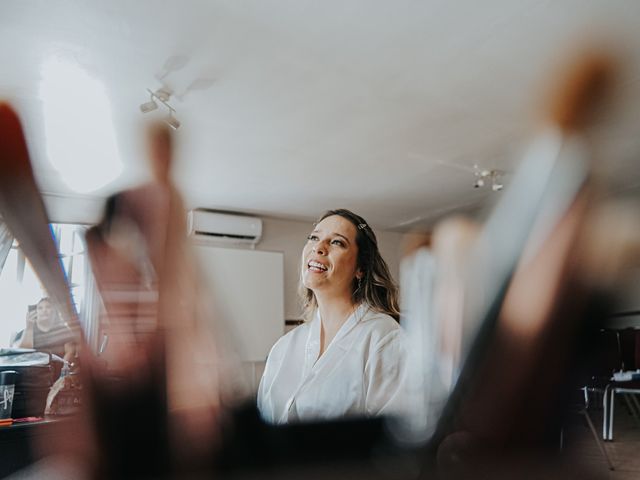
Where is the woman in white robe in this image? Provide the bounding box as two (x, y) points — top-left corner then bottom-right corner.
(258, 209), (406, 424)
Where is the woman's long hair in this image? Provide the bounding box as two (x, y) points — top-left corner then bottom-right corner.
(299, 209), (400, 322)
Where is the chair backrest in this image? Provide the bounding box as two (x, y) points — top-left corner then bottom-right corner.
(619, 328), (640, 371)
(572, 328), (621, 390)
(598, 329), (623, 375)
(636, 331), (640, 371)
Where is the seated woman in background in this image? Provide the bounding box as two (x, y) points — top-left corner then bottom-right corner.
(12, 297), (75, 362)
(258, 209), (406, 423)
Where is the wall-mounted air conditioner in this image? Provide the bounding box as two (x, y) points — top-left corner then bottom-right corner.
(187, 209), (262, 246)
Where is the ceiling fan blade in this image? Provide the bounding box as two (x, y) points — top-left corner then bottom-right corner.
(156, 54), (190, 81)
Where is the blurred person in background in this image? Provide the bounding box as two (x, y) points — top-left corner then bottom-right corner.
(11, 297), (75, 362)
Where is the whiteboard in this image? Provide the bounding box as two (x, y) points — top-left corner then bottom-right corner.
(192, 244), (284, 362)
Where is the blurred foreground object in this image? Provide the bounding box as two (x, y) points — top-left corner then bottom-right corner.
(82, 121), (248, 476)
(0, 108), (242, 478)
(1, 46), (640, 479)
(395, 50), (640, 478)
(0, 105), (81, 344)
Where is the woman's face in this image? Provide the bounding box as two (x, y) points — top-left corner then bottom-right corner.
(36, 300), (54, 330)
(302, 215), (361, 298)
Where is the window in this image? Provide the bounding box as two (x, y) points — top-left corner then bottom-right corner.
(0, 223), (96, 349)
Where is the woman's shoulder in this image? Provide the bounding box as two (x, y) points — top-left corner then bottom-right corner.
(360, 307), (400, 331)
(359, 307), (402, 348)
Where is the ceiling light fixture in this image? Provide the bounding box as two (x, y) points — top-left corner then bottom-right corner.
(474, 165), (504, 192)
(165, 109), (181, 130)
(154, 88), (171, 102)
(139, 93), (158, 113)
(491, 173), (504, 191)
(139, 88), (181, 129)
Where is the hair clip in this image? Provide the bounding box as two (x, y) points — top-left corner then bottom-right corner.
(358, 223), (367, 230)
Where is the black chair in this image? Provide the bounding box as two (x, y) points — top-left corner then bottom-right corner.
(603, 329), (640, 441)
(567, 328), (620, 470)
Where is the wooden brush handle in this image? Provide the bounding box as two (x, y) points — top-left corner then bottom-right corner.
(0, 103), (80, 334)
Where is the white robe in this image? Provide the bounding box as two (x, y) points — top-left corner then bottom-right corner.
(257, 303), (407, 424)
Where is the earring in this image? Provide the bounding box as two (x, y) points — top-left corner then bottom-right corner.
(357, 277), (362, 290)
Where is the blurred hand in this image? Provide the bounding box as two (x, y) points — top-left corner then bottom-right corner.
(26, 309), (37, 326)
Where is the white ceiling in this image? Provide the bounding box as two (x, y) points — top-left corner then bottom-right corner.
(1, 1), (639, 230)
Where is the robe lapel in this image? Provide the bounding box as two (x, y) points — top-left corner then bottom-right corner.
(302, 312), (321, 378)
(307, 303), (369, 377)
(280, 304), (369, 423)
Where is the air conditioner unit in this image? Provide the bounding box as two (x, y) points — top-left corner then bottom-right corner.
(187, 210), (262, 246)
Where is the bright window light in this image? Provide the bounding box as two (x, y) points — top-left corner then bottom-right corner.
(40, 56), (122, 193)
(0, 224), (90, 348)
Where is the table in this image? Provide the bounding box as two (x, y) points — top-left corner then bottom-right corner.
(0, 416), (73, 478)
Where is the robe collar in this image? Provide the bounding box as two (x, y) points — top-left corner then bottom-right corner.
(302, 302), (370, 378)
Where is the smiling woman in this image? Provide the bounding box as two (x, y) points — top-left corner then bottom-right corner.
(257, 208), (406, 424)
(300, 209), (400, 324)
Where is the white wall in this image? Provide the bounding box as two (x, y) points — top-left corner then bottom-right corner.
(256, 216), (403, 321)
(43, 193), (105, 225)
(193, 245), (284, 362)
